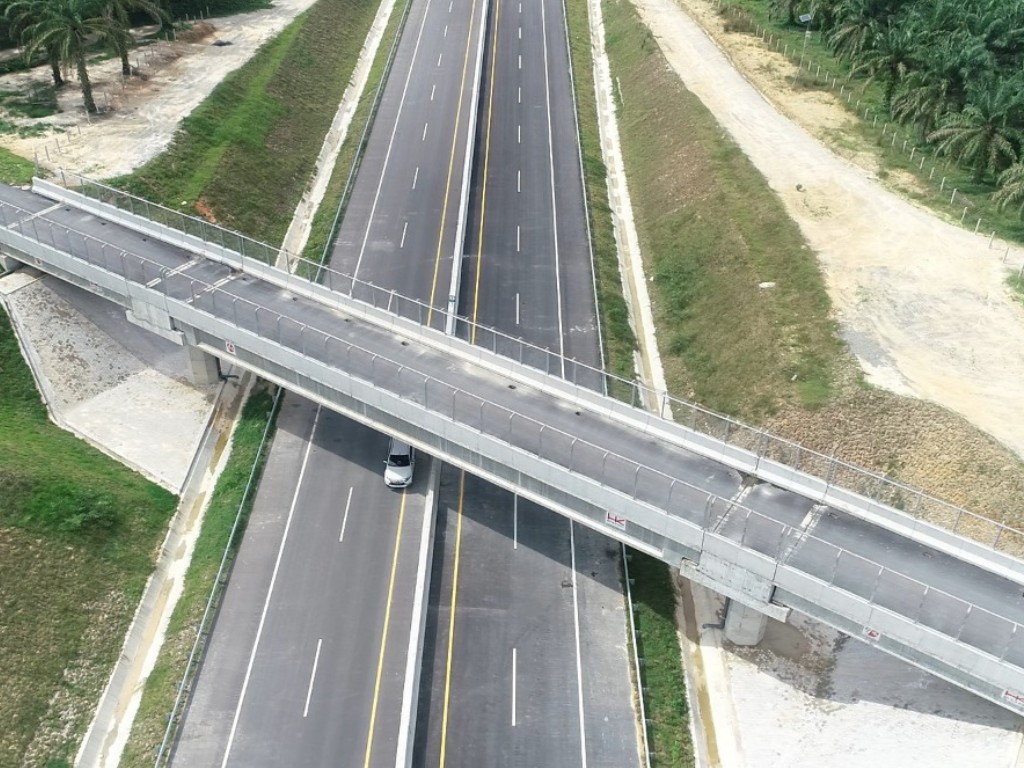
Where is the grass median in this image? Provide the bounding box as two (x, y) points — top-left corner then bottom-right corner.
(0, 308), (178, 768)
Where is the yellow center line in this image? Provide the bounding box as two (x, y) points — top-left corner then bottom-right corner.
(470, 0), (502, 345)
(439, 3), (501, 763)
(362, 489), (408, 768)
(427, 0), (483, 326)
(438, 471), (467, 767)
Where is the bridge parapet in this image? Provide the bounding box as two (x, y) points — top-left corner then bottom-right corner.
(3, 177), (1024, 714)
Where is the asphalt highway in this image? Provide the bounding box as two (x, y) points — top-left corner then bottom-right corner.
(414, 0), (641, 762)
(172, 402), (430, 767)
(171, 0), (490, 761)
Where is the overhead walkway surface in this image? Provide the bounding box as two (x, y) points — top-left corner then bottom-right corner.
(2, 177), (1023, 716)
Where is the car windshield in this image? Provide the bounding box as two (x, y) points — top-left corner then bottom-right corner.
(388, 453), (410, 467)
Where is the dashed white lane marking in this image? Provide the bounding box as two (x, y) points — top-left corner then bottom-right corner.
(516, 225), (520, 252)
(515, 293), (521, 326)
(518, 85), (521, 104)
(517, 169), (521, 193)
(513, 494), (519, 548)
(412, 167), (419, 189)
(448, 0), (452, 10)
(444, 23), (448, 37)
(518, 53), (522, 69)
(422, 122), (429, 141)
(517, 124), (521, 143)
(437, 52), (443, 66)
(430, 83), (436, 101)
(339, 487), (353, 542)
(303, 638), (324, 718)
(518, 25), (521, 39)
(401, 221), (409, 249)
(511, 647), (518, 727)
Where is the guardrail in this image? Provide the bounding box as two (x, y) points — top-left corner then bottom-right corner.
(3, 188), (1024, 713)
(40, 173), (1024, 570)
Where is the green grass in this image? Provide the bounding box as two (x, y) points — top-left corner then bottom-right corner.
(628, 551), (694, 768)
(0, 307), (177, 768)
(299, 0), (411, 274)
(0, 83), (60, 119)
(1007, 272), (1024, 307)
(604, 0), (842, 420)
(118, 385), (280, 768)
(112, 0), (386, 250)
(0, 146), (36, 185)
(563, 0), (636, 391)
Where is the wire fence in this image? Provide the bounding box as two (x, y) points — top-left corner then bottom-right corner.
(46, 171), (1024, 559)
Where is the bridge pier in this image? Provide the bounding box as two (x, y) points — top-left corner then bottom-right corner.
(724, 599), (769, 645)
(186, 346), (221, 386)
(0, 250), (22, 273)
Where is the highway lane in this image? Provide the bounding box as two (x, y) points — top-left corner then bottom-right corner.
(173, 400), (430, 767)
(174, 0), (491, 761)
(415, 0), (641, 762)
(328, 0), (487, 323)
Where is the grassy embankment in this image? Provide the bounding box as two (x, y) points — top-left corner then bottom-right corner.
(718, 0), (1024, 246)
(112, 0), (386, 249)
(568, 0), (845, 764)
(0, 310), (177, 768)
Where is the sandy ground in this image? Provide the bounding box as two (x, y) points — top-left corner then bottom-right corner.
(634, 0), (1024, 462)
(1, 0), (318, 178)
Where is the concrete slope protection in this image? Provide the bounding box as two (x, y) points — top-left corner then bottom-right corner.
(413, 0), (641, 762)
(1, 177), (1022, 714)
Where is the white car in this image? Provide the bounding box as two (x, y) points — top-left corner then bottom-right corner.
(383, 438), (415, 488)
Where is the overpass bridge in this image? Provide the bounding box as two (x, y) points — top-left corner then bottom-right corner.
(2, 176), (1024, 716)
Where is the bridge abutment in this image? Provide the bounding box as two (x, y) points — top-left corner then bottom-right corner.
(724, 600), (769, 645)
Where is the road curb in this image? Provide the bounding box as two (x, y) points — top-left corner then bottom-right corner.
(396, 459), (442, 768)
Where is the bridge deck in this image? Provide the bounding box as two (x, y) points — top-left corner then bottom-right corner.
(2, 180), (1022, 713)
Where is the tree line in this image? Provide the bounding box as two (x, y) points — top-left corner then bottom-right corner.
(766, 0), (1024, 214)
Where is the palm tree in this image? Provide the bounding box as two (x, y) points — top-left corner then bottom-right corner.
(850, 22), (918, 105)
(768, 0), (803, 26)
(827, 0), (906, 59)
(928, 82), (1024, 182)
(5, 0), (65, 86)
(15, 0), (119, 113)
(103, 0), (170, 77)
(892, 71), (951, 140)
(993, 162), (1024, 214)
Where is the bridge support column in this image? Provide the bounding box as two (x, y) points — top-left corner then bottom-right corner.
(186, 346), (220, 386)
(0, 251), (22, 273)
(724, 600), (768, 646)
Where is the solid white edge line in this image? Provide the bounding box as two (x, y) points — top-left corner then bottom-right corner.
(395, 461), (442, 768)
(512, 647), (518, 727)
(569, 523), (588, 767)
(303, 638), (324, 718)
(539, 0), (567, 374)
(340, 486), (354, 542)
(220, 405), (322, 767)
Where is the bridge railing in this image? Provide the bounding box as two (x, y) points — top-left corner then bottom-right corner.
(5, 191), (1024, 688)
(41, 173), (1024, 561)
